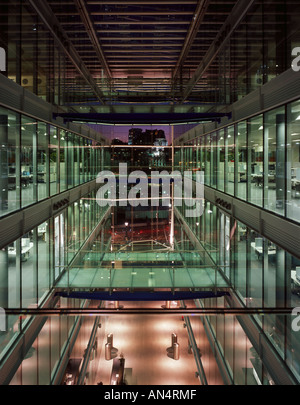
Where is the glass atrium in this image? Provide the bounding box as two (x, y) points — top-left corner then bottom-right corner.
(0, 0), (300, 387)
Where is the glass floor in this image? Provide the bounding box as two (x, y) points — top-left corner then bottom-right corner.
(56, 249), (229, 290)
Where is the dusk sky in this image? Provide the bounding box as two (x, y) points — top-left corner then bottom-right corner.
(87, 123), (198, 144)
(87, 123), (172, 144)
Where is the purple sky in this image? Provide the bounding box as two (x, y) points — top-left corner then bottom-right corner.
(88, 124), (172, 144)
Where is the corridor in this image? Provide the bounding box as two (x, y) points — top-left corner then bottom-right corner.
(94, 300), (223, 385)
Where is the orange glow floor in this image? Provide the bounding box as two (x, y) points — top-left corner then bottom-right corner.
(94, 300), (223, 386)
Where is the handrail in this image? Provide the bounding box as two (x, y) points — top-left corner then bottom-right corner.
(180, 300), (208, 385)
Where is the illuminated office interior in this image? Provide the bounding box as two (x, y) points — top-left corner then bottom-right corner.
(0, 0), (300, 386)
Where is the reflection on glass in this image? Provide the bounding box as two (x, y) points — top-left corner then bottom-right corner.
(49, 125), (58, 196)
(264, 107), (285, 215)
(0, 107), (20, 217)
(236, 121), (247, 200)
(37, 122), (49, 201)
(225, 125), (235, 196)
(287, 100), (300, 222)
(248, 115), (263, 207)
(21, 116), (37, 208)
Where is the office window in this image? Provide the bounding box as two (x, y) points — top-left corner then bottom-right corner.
(73, 134), (81, 186)
(59, 130), (67, 192)
(21, 5), (37, 95)
(37, 221), (50, 304)
(204, 134), (211, 186)
(287, 100), (300, 223)
(248, 115), (263, 207)
(67, 132), (74, 189)
(225, 125), (235, 196)
(236, 121), (247, 200)
(0, 107), (20, 217)
(247, 2), (264, 91)
(264, 107), (285, 216)
(211, 132), (217, 189)
(37, 22), (49, 101)
(233, 220), (247, 300)
(248, 230), (264, 309)
(49, 125), (58, 196)
(21, 115), (37, 208)
(80, 137), (86, 184)
(217, 129), (225, 192)
(21, 230), (37, 309)
(37, 122), (49, 201)
(54, 213), (65, 280)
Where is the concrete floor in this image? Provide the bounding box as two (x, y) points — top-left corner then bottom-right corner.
(94, 300), (224, 386)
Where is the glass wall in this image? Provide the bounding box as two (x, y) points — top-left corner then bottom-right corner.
(186, 98), (300, 224)
(0, 105), (103, 219)
(214, 0), (300, 104)
(0, 189), (109, 365)
(0, 107), (20, 216)
(0, 1), (70, 106)
(248, 115), (263, 207)
(8, 297), (98, 386)
(287, 100), (300, 222)
(264, 106), (285, 216)
(181, 199), (300, 383)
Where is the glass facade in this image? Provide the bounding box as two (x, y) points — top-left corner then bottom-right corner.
(0, 189), (109, 364)
(176, 197), (300, 384)
(0, 105), (104, 219)
(0, 0), (300, 388)
(176, 99), (300, 224)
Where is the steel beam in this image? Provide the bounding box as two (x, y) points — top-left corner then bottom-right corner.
(172, 0), (210, 80)
(181, 0), (256, 102)
(73, 0), (112, 79)
(27, 0), (106, 105)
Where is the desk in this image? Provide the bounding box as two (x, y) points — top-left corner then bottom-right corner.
(8, 242), (33, 262)
(291, 271), (300, 287)
(291, 179), (300, 197)
(250, 242), (276, 259)
(251, 174), (263, 187)
(8, 174), (32, 189)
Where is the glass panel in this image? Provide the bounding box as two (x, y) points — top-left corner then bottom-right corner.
(264, 107), (285, 216)
(74, 135), (80, 186)
(67, 132), (74, 189)
(21, 230), (37, 309)
(287, 100), (300, 223)
(225, 125), (235, 196)
(247, 2), (263, 92)
(37, 18), (49, 101)
(37, 221), (50, 304)
(211, 132), (217, 188)
(0, 107), (20, 217)
(21, 4), (37, 95)
(59, 129), (67, 192)
(37, 318), (51, 385)
(236, 121), (247, 200)
(248, 115), (263, 207)
(37, 122), (49, 201)
(21, 116), (37, 208)
(204, 134), (210, 186)
(233, 220), (247, 300)
(49, 125), (58, 196)
(248, 230), (263, 308)
(217, 129), (225, 191)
